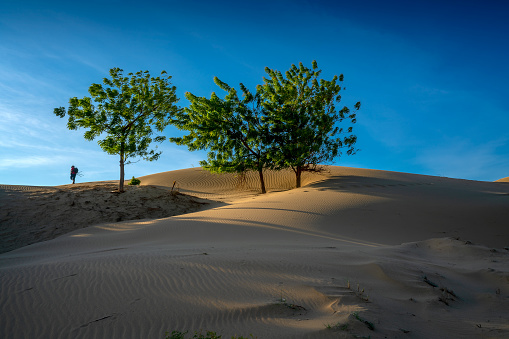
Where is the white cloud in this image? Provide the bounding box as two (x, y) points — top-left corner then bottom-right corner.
(0, 155), (64, 169)
(0, 65), (64, 100)
(65, 53), (108, 74)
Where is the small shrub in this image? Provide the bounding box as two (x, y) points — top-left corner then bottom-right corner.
(324, 322), (348, 331)
(166, 331), (188, 339)
(352, 312), (375, 331)
(128, 176), (141, 185)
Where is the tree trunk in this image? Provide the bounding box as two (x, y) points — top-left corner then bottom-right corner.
(295, 166), (302, 188)
(119, 159), (125, 192)
(119, 144), (125, 192)
(258, 165), (266, 194)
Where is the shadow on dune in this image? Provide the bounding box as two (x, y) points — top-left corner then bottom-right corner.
(174, 214), (383, 247)
(142, 184), (230, 209)
(301, 174), (509, 248)
(217, 206), (324, 216)
(306, 173), (509, 204)
(0, 184), (226, 254)
(309, 172), (509, 190)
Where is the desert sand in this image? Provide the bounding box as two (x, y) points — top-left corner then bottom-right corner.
(1, 166), (508, 339)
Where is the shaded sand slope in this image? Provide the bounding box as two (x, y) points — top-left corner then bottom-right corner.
(1, 166), (509, 339)
(0, 182), (208, 254)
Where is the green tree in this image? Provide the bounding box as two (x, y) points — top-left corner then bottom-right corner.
(257, 61), (360, 188)
(54, 68), (180, 192)
(171, 77), (272, 193)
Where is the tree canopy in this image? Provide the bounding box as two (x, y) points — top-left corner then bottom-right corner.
(54, 68), (180, 192)
(257, 61), (360, 187)
(172, 60), (360, 192)
(171, 77), (272, 193)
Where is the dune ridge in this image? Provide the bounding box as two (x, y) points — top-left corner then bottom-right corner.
(1, 166), (508, 338)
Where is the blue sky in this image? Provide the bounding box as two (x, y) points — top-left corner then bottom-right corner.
(1, 0), (508, 186)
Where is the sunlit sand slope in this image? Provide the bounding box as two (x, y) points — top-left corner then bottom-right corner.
(139, 167), (325, 201)
(142, 166), (509, 247)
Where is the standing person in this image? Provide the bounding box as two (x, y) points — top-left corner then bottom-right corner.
(70, 165), (79, 184)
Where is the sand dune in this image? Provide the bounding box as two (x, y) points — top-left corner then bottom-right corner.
(1, 166), (508, 338)
(0, 182), (208, 254)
